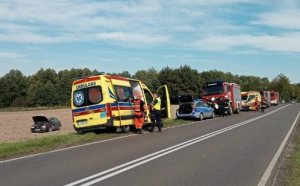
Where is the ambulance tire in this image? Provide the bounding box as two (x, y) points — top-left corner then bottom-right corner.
(94, 129), (102, 134)
(122, 126), (130, 133)
(116, 127), (122, 133)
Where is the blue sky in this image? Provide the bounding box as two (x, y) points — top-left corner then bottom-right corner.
(0, 0), (300, 83)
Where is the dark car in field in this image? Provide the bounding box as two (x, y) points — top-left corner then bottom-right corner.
(31, 116), (61, 133)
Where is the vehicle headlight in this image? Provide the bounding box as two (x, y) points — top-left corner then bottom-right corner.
(41, 125), (46, 129)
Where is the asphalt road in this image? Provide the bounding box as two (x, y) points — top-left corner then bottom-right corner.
(1, 104), (299, 186)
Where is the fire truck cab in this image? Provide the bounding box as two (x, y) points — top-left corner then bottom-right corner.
(202, 80), (241, 115)
(270, 91), (279, 105)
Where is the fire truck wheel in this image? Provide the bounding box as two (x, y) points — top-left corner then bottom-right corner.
(236, 106), (240, 114)
(199, 113), (204, 121)
(228, 106), (233, 115)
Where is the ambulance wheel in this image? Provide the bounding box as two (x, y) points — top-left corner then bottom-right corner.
(122, 126), (130, 133)
(116, 127), (122, 133)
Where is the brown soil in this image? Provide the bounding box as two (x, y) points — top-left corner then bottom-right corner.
(0, 109), (74, 143)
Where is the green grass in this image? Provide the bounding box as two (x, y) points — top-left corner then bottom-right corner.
(0, 132), (119, 160)
(286, 131), (300, 186)
(163, 118), (190, 127)
(0, 119), (191, 160)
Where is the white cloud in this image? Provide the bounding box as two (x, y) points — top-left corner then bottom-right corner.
(96, 32), (169, 44)
(174, 0), (256, 6)
(0, 0), (299, 54)
(193, 33), (300, 52)
(252, 9), (300, 30)
(0, 0), (253, 45)
(0, 52), (25, 59)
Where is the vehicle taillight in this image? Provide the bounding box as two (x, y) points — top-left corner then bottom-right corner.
(106, 103), (112, 117)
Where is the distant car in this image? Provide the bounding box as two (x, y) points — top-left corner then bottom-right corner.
(291, 100), (296, 104)
(176, 95), (215, 121)
(31, 116), (61, 133)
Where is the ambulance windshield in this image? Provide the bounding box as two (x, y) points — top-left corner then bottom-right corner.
(73, 86), (102, 107)
(241, 95), (248, 101)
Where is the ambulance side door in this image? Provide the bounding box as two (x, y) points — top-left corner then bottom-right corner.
(143, 88), (153, 122)
(157, 85), (171, 119)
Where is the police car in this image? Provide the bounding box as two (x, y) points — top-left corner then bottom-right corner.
(176, 95), (215, 121)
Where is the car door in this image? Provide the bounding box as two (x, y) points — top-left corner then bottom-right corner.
(195, 102), (203, 115)
(202, 102), (212, 117)
(157, 85), (171, 119)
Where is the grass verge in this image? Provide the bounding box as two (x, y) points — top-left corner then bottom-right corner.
(0, 119), (190, 161)
(0, 132), (120, 160)
(285, 131), (300, 186)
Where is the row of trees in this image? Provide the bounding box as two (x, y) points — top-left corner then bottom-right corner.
(0, 65), (299, 107)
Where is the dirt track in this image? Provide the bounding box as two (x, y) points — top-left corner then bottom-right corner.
(0, 105), (179, 143)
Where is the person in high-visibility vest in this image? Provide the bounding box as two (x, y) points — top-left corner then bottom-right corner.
(150, 91), (162, 132)
(255, 96), (259, 111)
(133, 91), (147, 134)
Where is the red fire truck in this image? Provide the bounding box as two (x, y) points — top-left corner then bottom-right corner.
(202, 80), (242, 115)
(270, 91), (279, 105)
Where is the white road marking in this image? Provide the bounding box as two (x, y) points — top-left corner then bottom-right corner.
(66, 105), (290, 186)
(258, 110), (300, 186)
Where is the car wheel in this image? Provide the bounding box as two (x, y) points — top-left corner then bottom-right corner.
(211, 111), (215, 118)
(199, 113), (204, 121)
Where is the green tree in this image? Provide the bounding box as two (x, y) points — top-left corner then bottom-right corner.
(134, 68), (161, 91)
(27, 68), (60, 106)
(0, 70), (28, 107)
(270, 74), (292, 101)
(159, 65), (202, 98)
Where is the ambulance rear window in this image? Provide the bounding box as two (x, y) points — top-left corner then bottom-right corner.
(73, 86), (103, 107)
(114, 86), (133, 101)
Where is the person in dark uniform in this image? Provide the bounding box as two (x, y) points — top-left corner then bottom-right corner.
(150, 91), (162, 133)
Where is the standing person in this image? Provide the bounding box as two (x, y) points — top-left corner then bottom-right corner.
(133, 91), (147, 134)
(254, 96), (259, 111)
(150, 91), (162, 133)
(261, 99), (267, 113)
